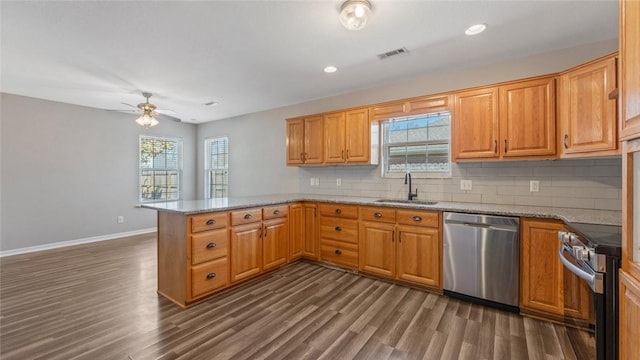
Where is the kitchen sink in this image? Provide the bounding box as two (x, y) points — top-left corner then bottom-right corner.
(374, 199), (438, 205)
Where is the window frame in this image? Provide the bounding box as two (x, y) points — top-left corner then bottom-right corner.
(138, 135), (183, 203)
(204, 136), (229, 199)
(380, 111), (452, 179)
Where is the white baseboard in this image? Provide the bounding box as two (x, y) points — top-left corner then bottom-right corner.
(0, 228), (157, 257)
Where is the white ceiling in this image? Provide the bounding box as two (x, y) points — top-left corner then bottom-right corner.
(1, 0), (618, 124)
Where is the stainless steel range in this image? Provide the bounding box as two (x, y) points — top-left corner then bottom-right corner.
(558, 222), (622, 360)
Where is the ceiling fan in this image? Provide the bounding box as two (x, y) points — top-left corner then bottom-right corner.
(120, 92), (181, 128)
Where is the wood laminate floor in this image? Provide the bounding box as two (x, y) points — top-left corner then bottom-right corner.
(0, 234), (595, 360)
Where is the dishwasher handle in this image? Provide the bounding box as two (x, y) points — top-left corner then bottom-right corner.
(444, 219), (518, 232)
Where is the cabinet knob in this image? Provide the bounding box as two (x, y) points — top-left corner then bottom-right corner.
(206, 219), (216, 225)
(412, 216), (422, 222)
(335, 208), (342, 214)
(335, 249), (342, 255)
(374, 212), (382, 218)
(244, 214), (253, 220)
(206, 272), (216, 279)
(273, 209), (280, 215)
(335, 226), (342, 232)
(206, 242), (216, 249)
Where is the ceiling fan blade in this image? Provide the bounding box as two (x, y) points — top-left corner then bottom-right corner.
(156, 109), (177, 116)
(105, 109), (139, 113)
(155, 113), (182, 123)
(121, 102), (138, 109)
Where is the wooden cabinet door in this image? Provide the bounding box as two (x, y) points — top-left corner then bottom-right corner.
(230, 223), (262, 283)
(563, 264), (593, 322)
(304, 115), (324, 164)
(288, 204), (303, 260)
(396, 225), (440, 287)
(302, 203), (318, 259)
(286, 118), (304, 165)
(620, 271), (640, 360)
(452, 87), (499, 160)
(345, 108), (370, 163)
(263, 218), (289, 270)
(324, 112), (346, 163)
(560, 55), (617, 154)
(359, 221), (395, 277)
(499, 77), (556, 158)
(620, 0), (640, 140)
(521, 219), (564, 315)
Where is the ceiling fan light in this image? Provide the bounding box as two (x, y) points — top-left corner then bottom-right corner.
(136, 113), (159, 128)
(339, 0), (372, 31)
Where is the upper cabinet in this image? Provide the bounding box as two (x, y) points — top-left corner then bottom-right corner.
(286, 115), (323, 165)
(371, 95), (450, 121)
(452, 76), (556, 161)
(324, 108), (371, 164)
(559, 53), (619, 156)
(621, 0), (640, 140)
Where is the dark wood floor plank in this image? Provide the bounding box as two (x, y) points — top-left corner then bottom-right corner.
(0, 234), (595, 360)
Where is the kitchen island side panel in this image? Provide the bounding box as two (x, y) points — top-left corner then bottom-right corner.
(157, 211), (187, 306)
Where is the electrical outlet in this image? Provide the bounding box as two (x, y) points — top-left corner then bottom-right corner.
(314, 178), (320, 186)
(460, 180), (473, 191)
(336, 178), (341, 187)
(117, 216), (124, 224)
(310, 178), (315, 186)
(530, 180), (540, 192)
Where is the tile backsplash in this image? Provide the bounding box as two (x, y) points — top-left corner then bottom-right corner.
(299, 158), (622, 211)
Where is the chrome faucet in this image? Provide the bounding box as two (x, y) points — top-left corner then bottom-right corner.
(404, 172), (418, 200)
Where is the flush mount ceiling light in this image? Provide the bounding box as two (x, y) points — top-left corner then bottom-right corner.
(339, 0), (372, 31)
(465, 24), (487, 36)
(324, 65), (338, 73)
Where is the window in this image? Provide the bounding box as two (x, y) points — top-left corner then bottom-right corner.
(139, 135), (182, 202)
(382, 111), (451, 178)
(205, 137), (229, 199)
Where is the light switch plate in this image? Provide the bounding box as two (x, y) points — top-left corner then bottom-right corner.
(310, 178), (315, 186)
(530, 180), (540, 192)
(314, 178), (320, 186)
(336, 178), (341, 187)
(460, 180), (473, 191)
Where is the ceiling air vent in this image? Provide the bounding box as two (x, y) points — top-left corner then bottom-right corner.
(377, 47), (409, 60)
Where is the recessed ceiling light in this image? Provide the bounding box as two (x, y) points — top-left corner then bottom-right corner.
(324, 66), (338, 73)
(465, 24), (487, 36)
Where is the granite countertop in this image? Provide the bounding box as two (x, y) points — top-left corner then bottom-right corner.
(140, 193), (622, 226)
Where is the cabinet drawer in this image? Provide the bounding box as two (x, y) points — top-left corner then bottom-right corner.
(191, 257), (229, 298)
(231, 208), (263, 226)
(319, 217), (358, 243)
(191, 229), (229, 265)
(320, 239), (358, 268)
(318, 203), (359, 219)
(263, 205), (289, 220)
(360, 207), (396, 223)
(396, 210), (439, 228)
(190, 212), (228, 233)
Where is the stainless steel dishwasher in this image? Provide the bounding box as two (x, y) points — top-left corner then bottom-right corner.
(443, 212), (520, 311)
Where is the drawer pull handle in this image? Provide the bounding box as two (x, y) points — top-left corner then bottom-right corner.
(206, 219), (216, 225)
(206, 272), (216, 279)
(206, 242), (216, 249)
(335, 249), (342, 255)
(564, 134), (569, 149)
(412, 216), (422, 222)
(335, 208), (342, 214)
(335, 226), (342, 231)
(244, 214), (253, 220)
(273, 209), (280, 215)
(374, 212), (382, 218)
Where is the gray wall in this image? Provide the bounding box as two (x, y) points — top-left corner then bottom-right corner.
(0, 93), (198, 251)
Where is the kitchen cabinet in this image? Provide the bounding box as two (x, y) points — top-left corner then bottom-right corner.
(520, 218), (593, 323)
(318, 203), (359, 268)
(453, 76), (556, 161)
(288, 203), (303, 260)
(559, 53), (619, 156)
(371, 94), (450, 121)
(262, 217), (288, 270)
(286, 115), (323, 165)
(157, 211), (230, 307)
(303, 203), (318, 259)
(324, 108), (371, 164)
(620, 0), (640, 140)
(230, 222), (262, 283)
(359, 207), (441, 288)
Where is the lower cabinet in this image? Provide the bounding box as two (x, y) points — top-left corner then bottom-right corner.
(288, 204), (304, 260)
(359, 207), (442, 289)
(318, 203), (359, 268)
(230, 222), (263, 283)
(520, 218), (593, 323)
(263, 217), (289, 270)
(302, 203), (318, 259)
